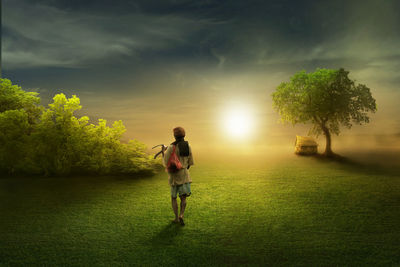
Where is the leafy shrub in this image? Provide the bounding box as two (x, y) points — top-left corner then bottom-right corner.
(0, 78), (161, 176)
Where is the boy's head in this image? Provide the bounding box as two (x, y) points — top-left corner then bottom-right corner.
(173, 127), (185, 138)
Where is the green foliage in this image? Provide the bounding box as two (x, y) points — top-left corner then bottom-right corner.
(0, 79), (42, 124)
(272, 68), (377, 154)
(0, 78), (160, 176)
(0, 109), (34, 174)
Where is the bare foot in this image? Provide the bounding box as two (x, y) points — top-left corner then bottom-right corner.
(178, 216), (185, 226)
(172, 219), (179, 224)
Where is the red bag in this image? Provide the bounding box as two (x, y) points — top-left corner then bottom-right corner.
(167, 145), (183, 173)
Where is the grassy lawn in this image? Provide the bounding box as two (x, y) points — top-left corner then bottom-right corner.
(1, 155), (399, 266)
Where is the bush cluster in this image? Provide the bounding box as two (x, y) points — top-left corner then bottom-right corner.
(0, 79), (162, 176)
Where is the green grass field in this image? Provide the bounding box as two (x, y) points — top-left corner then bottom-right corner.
(1, 155), (399, 266)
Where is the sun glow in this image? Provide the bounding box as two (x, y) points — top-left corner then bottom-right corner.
(222, 106), (254, 138)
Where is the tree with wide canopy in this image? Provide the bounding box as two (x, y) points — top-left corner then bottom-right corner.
(272, 68), (377, 156)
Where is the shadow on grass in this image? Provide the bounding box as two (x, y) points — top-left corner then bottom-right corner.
(0, 169), (159, 179)
(308, 152), (400, 177)
(149, 222), (183, 247)
(0, 173), (162, 220)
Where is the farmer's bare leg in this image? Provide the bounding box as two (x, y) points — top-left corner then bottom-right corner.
(171, 197), (179, 222)
(179, 195), (187, 219)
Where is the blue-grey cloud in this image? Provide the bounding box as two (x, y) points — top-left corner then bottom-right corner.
(3, 0), (219, 69)
(5, 0), (400, 77)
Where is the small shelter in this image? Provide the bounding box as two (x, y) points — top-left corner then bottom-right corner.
(295, 135), (318, 155)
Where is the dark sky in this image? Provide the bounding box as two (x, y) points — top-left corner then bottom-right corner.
(3, 0), (400, 149)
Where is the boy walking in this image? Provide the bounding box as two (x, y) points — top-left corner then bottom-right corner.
(163, 127), (194, 226)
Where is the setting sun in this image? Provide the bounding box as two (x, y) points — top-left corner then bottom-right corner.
(223, 107), (254, 138)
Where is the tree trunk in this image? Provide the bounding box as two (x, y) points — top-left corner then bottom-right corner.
(321, 124), (333, 157)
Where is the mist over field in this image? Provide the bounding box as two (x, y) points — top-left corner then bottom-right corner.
(165, 133), (400, 170)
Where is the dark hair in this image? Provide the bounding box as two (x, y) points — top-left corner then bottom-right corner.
(173, 127), (185, 138)
(172, 127), (189, 156)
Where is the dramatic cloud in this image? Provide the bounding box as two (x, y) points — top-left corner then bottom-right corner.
(5, 0), (400, 76)
(3, 0), (215, 69)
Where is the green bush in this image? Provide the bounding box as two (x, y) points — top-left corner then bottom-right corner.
(0, 78), (161, 176)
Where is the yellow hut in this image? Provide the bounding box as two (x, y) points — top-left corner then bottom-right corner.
(295, 135), (318, 155)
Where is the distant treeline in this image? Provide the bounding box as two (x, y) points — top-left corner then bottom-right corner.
(0, 79), (162, 176)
